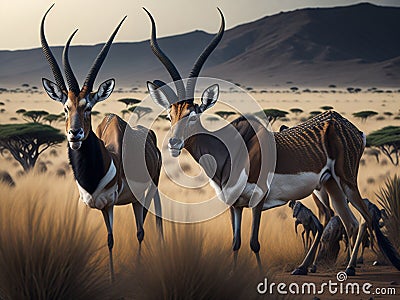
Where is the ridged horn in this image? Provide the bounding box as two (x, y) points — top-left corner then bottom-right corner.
(63, 29), (80, 95)
(83, 16), (127, 93)
(40, 4), (67, 92)
(143, 7), (186, 102)
(186, 8), (225, 101)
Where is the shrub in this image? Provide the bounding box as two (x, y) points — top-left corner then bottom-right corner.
(376, 175), (400, 249)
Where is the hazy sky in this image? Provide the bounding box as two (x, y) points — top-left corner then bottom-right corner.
(0, 0), (399, 50)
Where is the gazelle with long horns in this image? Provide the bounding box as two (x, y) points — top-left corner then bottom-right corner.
(40, 5), (163, 280)
(144, 8), (400, 275)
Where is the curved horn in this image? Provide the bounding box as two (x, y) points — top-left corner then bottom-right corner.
(186, 8), (225, 100)
(63, 29), (80, 95)
(40, 4), (67, 92)
(143, 8), (186, 102)
(83, 16), (127, 93)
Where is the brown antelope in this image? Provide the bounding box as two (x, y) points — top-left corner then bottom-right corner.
(41, 5), (163, 280)
(144, 8), (400, 276)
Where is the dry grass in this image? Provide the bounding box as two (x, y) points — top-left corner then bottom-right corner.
(0, 174), (300, 299)
(0, 176), (116, 300)
(121, 224), (268, 299)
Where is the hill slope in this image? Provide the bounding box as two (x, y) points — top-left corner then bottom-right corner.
(0, 3), (399, 89)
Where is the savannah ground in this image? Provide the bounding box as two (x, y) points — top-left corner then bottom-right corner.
(0, 87), (399, 299)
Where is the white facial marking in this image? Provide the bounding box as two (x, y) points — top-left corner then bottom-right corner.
(66, 99), (73, 107)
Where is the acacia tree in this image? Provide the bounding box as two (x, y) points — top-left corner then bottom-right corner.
(43, 114), (61, 125)
(16, 109), (26, 115)
(366, 126), (400, 165)
(353, 110), (378, 122)
(22, 110), (49, 123)
(0, 123), (65, 172)
(289, 108), (303, 115)
(128, 106), (153, 122)
(121, 109), (130, 119)
(118, 98), (141, 108)
(309, 111), (322, 118)
(255, 109), (288, 124)
(215, 111), (236, 120)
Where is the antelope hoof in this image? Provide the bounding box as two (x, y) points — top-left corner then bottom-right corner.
(291, 266), (308, 275)
(137, 230), (144, 243)
(310, 264), (317, 273)
(250, 240), (260, 253)
(345, 267), (356, 276)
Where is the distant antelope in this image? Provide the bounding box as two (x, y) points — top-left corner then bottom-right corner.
(41, 5), (163, 280)
(144, 9), (400, 275)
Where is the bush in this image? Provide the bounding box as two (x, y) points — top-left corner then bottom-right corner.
(377, 175), (400, 249)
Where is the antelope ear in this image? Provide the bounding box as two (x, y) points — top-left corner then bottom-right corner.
(93, 79), (115, 103)
(42, 78), (67, 103)
(199, 84), (219, 112)
(147, 81), (170, 109)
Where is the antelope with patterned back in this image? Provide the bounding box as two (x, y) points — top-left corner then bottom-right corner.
(40, 5), (163, 281)
(144, 8), (400, 275)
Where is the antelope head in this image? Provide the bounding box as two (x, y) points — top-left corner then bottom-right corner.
(41, 5), (125, 150)
(144, 8), (224, 157)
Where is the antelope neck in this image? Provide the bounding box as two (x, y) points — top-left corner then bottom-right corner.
(184, 129), (228, 185)
(68, 130), (111, 194)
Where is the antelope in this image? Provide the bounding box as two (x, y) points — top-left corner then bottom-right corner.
(289, 201), (322, 253)
(144, 9), (400, 276)
(316, 198), (386, 267)
(40, 5), (163, 281)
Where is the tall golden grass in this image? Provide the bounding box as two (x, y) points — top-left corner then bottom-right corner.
(0, 175), (115, 299)
(377, 174), (400, 249)
(0, 173), (303, 299)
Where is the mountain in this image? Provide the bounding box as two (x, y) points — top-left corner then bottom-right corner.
(1, 2), (400, 89)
